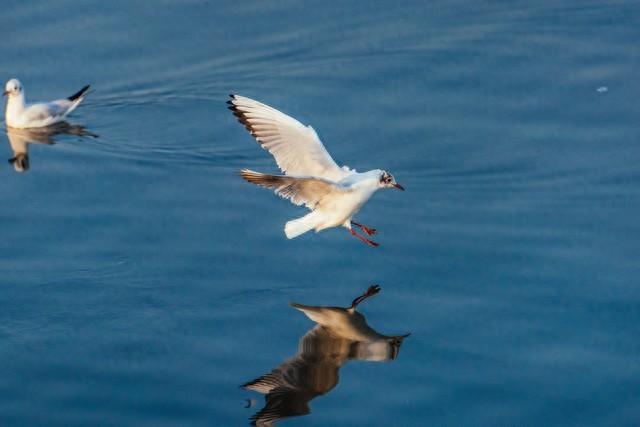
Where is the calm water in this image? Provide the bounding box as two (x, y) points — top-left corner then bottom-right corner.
(1, 1), (639, 426)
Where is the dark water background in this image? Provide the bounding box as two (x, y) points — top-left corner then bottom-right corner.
(1, 1), (638, 425)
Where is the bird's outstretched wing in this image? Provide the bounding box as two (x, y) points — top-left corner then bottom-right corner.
(240, 169), (346, 209)
(250, 387), (312, 426)
(229, 95), (351, 182)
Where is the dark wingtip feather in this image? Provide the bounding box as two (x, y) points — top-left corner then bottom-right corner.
(68, 84), (91, 101)
(227, 95), (264, 141)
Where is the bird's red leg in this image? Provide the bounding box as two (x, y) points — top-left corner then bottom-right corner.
(349, 228), (379, 247)
(351, 221), (377, 236)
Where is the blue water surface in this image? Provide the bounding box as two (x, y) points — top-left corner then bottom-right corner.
(0, 1), (638, 426)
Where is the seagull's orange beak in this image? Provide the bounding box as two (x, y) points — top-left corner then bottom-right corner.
(393, 182), (405, 191)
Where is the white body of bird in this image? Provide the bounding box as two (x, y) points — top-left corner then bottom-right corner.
(283, 170), (381, 238)
(4, 79), (90, 129)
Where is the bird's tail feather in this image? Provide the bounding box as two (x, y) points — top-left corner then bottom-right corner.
(285, 212), (320, 239)
(64, 85), (91, 116)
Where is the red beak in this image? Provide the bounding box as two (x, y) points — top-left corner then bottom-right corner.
(393, 183), (405, 191)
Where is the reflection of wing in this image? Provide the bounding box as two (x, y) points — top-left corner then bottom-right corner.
(250, 387), (312, 427)
(244, 358), (322, 426)
(240, 169), (347, 209)
(244, 371), (283, 395)
(228, 95), (352, 181)
(243, 327), (345, 426)
(244, 324), (408, 426)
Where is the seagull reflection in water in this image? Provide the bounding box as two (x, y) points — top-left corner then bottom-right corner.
(243, 285), (410, 426)
(5, 123), (97, 172)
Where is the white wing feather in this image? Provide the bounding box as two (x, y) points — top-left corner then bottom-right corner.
(20, 99), (79, 127)
(229, 95), (352, 182)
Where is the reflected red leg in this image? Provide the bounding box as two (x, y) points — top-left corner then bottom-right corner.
(350, 284), (381, 308)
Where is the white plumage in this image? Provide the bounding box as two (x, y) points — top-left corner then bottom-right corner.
(4, 78), (90, 129)
(229, 94), (404, 246)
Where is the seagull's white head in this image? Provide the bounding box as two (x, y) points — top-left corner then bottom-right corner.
(3, 79), (23, 97)
(378, 170), (404, 191)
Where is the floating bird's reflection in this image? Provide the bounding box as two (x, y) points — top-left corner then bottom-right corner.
(6, 123), (97, 172)
(243, 285), (410, 426)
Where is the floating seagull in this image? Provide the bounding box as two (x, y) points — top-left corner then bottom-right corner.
(243, 285), (409, 426)
(228, 95), (404, 247)
(3, 79), (90, 129)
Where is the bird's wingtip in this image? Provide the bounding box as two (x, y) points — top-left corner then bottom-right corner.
(227, 97), (240, 110)
(67, 84), (91, 101)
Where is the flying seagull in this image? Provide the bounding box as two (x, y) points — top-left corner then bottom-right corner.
(228, 94), (404, 247)
(4, 78), (90, 129)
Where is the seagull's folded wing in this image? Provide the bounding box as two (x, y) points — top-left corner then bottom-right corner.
(22, 102), (68, 125)
(229, 95), (351, 181)
(241, 169), (344, 209)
